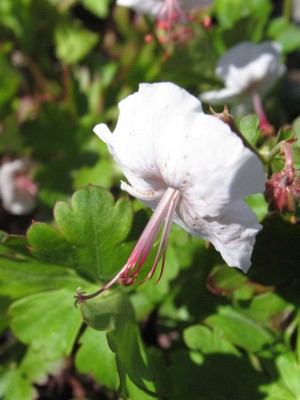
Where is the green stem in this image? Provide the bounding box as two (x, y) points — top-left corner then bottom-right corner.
(210, 106), (287, 166)
(263, 140), (286, 164)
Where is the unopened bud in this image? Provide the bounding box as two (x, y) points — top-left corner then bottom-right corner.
(265, 140), (300, 213)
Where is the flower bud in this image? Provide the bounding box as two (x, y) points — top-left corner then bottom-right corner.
(265, 141), (300, 213)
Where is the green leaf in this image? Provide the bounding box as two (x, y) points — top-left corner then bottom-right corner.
(169, 349), (267, 400)
(108, 320), (172, 397)
(75, 328), (118, 390)
(260, 383), (297, 400)
(236, 292), (292, 328)
(80, 292), (171, 397)
(19, 346), (65, 385)
(55, 22), (98, 64)
(73, 158), (118, 190)
(240, 114), (260, 145)
(245, 193), (268, 222)
(206, 265), (248, 296)
(268, 17), (300, 53)
(0, 368), (37, 400)
(0, 232), (29, 255)
(80, 0), (112, 18)
(0, 254), (89, 299)
(184, 324), (240, 355)
(276, 353), (300, 396)
(260, 353), (300, 399)
(206, 306), (274, 352)
(78, 291), (134, 331)
(214, 0), (271, 30)
(27, 186), (133, 282)
(9, 289), (82, 359)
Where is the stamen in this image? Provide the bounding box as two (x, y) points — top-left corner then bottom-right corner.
(144, 190), (180, 283)
(75, 188), (180, 303)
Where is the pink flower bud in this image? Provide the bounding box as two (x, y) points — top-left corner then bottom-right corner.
(265, 141), (300, 212)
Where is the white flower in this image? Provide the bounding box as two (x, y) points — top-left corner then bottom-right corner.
(76, 82), (265, 302)
(200, 41), (285, 132)
(201, 41), (285, 106)
(0, 159), (38, 215)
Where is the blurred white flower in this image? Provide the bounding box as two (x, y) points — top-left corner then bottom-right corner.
(77, 82), (265, 301)
(117, 0), (211, 19)
(0, 159), (38, 215)
(200, 41), (285, 133)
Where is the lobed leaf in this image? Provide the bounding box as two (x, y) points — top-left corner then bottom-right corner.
(27, 186), (134, 282)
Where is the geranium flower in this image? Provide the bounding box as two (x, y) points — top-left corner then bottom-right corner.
(200, 41), (285, 134)
(76, 82), (265, 302)
(0, 159), (38, 215)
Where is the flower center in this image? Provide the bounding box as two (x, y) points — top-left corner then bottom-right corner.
(75, 187), (180, 303)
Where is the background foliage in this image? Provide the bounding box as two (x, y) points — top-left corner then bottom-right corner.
(0, 0), (300, 399)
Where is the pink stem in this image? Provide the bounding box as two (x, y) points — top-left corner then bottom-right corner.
(251, 91), (273, 134)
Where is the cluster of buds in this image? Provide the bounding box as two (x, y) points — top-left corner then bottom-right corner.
(144, 2), (194, 47)
(145, 19), (194, 47)
(265, 139), (300, 213)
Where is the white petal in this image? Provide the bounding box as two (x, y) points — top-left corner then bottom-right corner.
(117, 0), (212, 16)
(117, 0), (163, 16)
(156, 113), (265, 216)
(120, 181), (164, 210)
(175, 200), (262, 271)
(94, 123), (115, 156)
(216, 41), (285, 94)
(94, 82), (203, 194)
(200, 87), (241, 105)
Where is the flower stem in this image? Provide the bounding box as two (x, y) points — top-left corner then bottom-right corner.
(251, 91), (274, 136)
(263, 140), (286, 164)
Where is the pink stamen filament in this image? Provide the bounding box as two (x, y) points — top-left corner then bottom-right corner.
(144, 189), (179, 283)
(76, 188), (180, 302)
